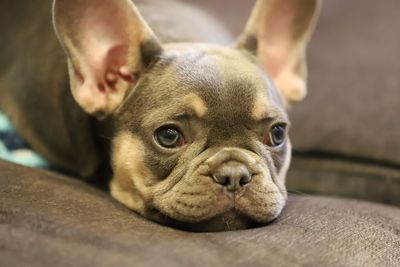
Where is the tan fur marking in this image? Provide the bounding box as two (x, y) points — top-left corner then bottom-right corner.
(278, 140), (292, 185)
(252, 90), (269, 121)
(184, 93), (208, 118)
(110, 132), (155, 214)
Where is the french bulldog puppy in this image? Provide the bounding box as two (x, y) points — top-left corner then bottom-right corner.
(0, 0), (320, 231)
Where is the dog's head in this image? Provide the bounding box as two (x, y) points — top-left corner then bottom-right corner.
(53, 0), (320, 231)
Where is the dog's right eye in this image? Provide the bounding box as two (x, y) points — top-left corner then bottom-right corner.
(155, 126), (185, 149)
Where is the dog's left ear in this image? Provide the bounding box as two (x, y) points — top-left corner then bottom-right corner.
(237, 0), (321, 106)
(53, 0), (163, 118)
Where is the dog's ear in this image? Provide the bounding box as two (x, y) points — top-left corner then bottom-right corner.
(53, 0), (162, 118)
(237, 0), (321, 106)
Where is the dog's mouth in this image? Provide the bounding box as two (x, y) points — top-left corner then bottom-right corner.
(148, 174), (286, 232)
(110, 144), (287, 232)
(149, 208), (268, 232)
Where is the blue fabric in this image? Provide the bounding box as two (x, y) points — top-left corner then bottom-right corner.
(0, 112), (49, 168)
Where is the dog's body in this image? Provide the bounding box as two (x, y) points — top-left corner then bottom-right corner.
(0, 0), (320, 231)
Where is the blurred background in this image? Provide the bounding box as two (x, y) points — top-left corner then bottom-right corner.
(186, 0), (254, 35)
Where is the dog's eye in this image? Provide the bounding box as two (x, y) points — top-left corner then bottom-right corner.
(155, 126), (185, 149)
(264, 124), (286, 147)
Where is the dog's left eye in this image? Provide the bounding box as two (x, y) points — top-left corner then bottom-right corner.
(264, 124), (287, 147)
(155, 126), (185, 149)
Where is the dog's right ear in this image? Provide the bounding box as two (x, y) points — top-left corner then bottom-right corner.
(53, 0), (162, 118)
(237, 0), (321, 107)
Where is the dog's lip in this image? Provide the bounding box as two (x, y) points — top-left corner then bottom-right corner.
(150, 194), (258, 225)
(150, 207), (261, 232)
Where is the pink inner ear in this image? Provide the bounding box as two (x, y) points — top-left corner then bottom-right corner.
(80, 40), (127, 94)
(75, 1), (137, 94)
(106, 45), (128, 73)
(77, 39), (136, 98)
(259, 2), (295, 77)
(54, 0), (160, 115)
(104, 45), (136, 90)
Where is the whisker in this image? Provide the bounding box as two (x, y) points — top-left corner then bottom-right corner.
(248, 188), (286, 195)
(97, 134), (113, 141)
(287, 190), (312, 196)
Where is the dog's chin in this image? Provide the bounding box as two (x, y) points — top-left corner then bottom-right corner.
(150, 209), (267, 232)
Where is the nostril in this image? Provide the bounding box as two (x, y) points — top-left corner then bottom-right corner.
(221, 176), (230, 186)
(213, 175), (231, 186)
(239, 175), (251, 186)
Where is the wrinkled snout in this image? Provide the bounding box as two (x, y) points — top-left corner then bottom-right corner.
(205, 147), (261, 194)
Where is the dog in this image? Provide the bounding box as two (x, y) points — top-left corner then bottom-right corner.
(0, 0), (320, 231)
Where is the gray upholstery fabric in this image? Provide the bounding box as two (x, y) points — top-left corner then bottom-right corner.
(287, 0), (400, 201)
(290, 0), (400, 164)
(1, 160), (399, 267)
(287, 156), (400, 206)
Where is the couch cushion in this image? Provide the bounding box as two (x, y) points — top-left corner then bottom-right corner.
(287, 0), (400, 203)
(286, 156), (400, 206)
(1, 160), (399, 267)
(290, 0), (400, 165)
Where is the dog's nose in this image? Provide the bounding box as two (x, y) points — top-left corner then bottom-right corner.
(211, 161), (252, 191)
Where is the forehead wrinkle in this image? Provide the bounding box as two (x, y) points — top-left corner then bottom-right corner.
(252, 98), (288, 123)
(142, 99), (206, 129)
(254, 109), (289, 125)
